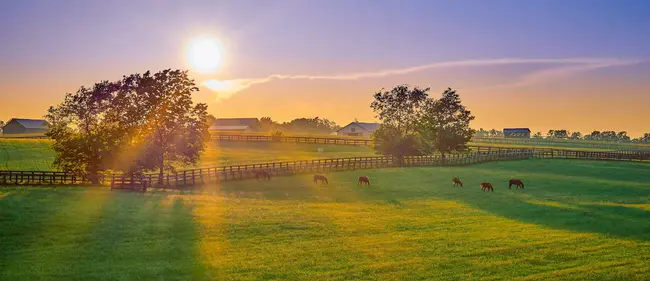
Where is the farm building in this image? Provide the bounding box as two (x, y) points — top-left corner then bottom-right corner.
(336, 121), (381, 137)
(503, 128), (531, 138)
(1, 118), (50, 135)
(209, 118), (262, 132)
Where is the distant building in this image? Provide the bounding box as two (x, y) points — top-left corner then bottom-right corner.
(1, 118), (50, 135)
(209, 118), (262, 132)
(336, 121), (381, 137)
(503, 128), (531, 138)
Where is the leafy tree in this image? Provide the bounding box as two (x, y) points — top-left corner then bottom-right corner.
(45, 81), (124, 183)
(206, 114), (217, 126)
(570, 131), (582, 140)
(418, 87), (475, 161)
(118, 69), (209, 184)
(370, 85), (429, 160)
(473, 128), (489, 138)
(533, 132), (543, 138)
(260, 117), (278, 132)
(371, 84), (429, 136)
(46, 69), (209, 185)
(488, 129), (503, 138)
(632, 133), (650, 144)
(279, 117), (339, 134)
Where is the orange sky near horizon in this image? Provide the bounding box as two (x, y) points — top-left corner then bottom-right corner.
(2, 60), (647, 137)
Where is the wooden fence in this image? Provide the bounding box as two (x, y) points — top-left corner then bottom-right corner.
(212, 134), (374, 146)
(2, 147), (649, 188)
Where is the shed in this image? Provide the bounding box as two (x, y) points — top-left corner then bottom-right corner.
(336, 121), (381, 137)
(209, 118), (261, 132)
(1, 118), (50, 135)
(503, 128), (531, 138)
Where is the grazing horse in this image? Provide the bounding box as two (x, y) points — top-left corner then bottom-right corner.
(480, 182), (494, 192)
(313, 174), (328, 184)
(358, 176), (371, 186)
(254, 170), (271, 181)
(509, 179), (524, 189)
(452, 177), (463, 187)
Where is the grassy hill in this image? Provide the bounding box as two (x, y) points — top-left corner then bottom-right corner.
(2, 159), (649, 280)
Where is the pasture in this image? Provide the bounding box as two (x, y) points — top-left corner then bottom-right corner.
(2, 159), (649, 280)
(0, 139), (376, 171)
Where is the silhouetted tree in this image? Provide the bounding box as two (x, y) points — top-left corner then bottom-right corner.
(418, 88), (475, 162)
(570, 131), (582, 140)
(533, 132), (543, 138)
(259, 117), (278, 132)
(206, 114), (217, 127)
(370, 85), (429, 161)
(46, 81), (124, 183)
(279, 117), (339, 134)
(46, 69), (209, 185)
(118, 69), (209, 184)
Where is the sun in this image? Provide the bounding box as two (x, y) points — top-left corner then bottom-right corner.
(186, 36), (223, 73)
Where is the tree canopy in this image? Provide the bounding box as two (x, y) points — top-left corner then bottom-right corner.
(46, 69), (209, 184)
(370, 85), (474, 161)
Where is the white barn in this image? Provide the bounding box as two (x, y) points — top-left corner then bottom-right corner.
(336, 121), (380, 137)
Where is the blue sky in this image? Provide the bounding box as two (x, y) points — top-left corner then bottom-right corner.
(1, 0), (649, 135)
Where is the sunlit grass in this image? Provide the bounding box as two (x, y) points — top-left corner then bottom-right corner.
(1, 159), (650, 280)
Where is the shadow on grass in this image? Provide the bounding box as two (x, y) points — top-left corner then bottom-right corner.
(64, 191), (206, 280)
(205, 159), (650, 242)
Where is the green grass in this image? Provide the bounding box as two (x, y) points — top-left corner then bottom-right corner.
(0, 140), (376, 170)
(2, 159), (649, 280)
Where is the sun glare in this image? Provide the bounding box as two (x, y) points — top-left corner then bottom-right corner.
(187, 36), (223, 73)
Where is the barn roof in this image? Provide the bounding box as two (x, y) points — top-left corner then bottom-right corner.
(337, 121), (381, 132)
(7, 118), (49, 129)
(503, 128), (530, 132)
(213, 118), (260, 127)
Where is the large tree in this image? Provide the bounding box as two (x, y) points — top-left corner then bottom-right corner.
(418, 88), (475, 161)
(45, 81), (124, 183)
(370, 85), (429, 159)
(118, 69), (209, 184)
(46, 69), (209, 185)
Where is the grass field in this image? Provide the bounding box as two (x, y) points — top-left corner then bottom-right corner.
(2, 159), (649, 280)
(0, 139), (376, 170)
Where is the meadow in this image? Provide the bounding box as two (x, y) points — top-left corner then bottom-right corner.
(0, 139), (376, 171)
(2, 159), (649, 280)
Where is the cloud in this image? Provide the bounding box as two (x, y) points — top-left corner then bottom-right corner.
(203, 57), (642, 100)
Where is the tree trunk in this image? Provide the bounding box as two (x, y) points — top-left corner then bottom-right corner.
(441, 152), (446, 165)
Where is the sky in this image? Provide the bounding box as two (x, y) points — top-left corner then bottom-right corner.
(1, 0), (649, 136)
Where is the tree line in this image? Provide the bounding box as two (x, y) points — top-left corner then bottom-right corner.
(475, 128), (650, 143)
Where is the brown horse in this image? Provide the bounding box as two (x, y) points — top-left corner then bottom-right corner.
(453, 177), (463, 187)
(480, 182), (494, 192)
(358, 176), (371, 186)
(509, 179), (524, 189)
(313, 174), (328, 184)
(255, 170), (271, 181)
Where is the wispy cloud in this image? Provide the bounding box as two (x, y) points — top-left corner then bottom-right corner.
(203, 57), (642, 100)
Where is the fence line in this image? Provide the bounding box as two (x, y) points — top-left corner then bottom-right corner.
(2, 147), (649, 188)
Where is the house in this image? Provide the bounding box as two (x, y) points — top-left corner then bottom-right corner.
(1, 118), (50, 135)
(209, 118), (262, 132)
(503, 128), (531, 138)
(336, 121), (381, 137)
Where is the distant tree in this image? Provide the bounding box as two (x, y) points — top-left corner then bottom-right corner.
(259, 117), (278, 132)
(279, 117), (339, 134)
(370, 85), (429, 160)
(569, 131), (582, 140)
(617, 131), (630, 142)
(473, 128), (489, 138)
(118, 69), (209, 184)
(418, 87), (475, 161)
(632, 133), (650, 144)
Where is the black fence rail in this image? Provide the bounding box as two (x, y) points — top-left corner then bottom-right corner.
(1, 147), (648, 188)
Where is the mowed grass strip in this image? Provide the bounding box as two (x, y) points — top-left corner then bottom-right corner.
(1, 159), (650, 280)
